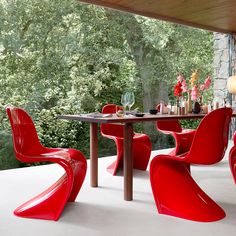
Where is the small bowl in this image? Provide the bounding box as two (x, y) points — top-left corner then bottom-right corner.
(149, 109), (158, 115)
(116, 110), (124, 117)
(135, 113), (145, 117)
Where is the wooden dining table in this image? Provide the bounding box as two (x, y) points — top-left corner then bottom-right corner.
(58, 112), (206, 201)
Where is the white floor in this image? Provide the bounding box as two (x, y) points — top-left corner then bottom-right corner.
(1, 145), (236, 236)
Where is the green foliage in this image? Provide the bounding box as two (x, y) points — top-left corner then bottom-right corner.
(0, 0), (213, 170)
(36, 107), (90, 155)
(0, 130), (23, 170)
(180, 119), (201, 129)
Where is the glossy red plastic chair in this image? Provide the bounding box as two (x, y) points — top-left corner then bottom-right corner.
(101, 104), (152, 175)
(229, 131), (236, 184)
(156, 104), (195, 155)
(150, 107), (232, 222)
(6, 107), (87, 221)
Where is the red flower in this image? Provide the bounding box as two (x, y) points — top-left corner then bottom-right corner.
(203, 76), (211, 90)
(191, 85), (200, 101)
(174, 81), (183, 97)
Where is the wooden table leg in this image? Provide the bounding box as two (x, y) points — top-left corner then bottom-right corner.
(124, 123), (133, 201)
(90, 123), (98, 187)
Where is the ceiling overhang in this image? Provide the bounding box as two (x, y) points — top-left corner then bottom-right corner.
(79, 0), (236, 34)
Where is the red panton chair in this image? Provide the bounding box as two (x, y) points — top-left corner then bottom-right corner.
(101, 104), (152, 175)
(150, 107), (232, 222)
(229, 131), (236, 184)
(156, 104), (196, 155)
(6, 107), (87, 221)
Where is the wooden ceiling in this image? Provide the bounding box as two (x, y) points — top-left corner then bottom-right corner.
(79, 0), (236, 34)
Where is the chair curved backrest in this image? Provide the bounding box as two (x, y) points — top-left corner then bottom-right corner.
(185, 107), (232, 165)
(100, 104), (124, 138)
(155, 104), (182, 133)
(6, 107), (44, 160)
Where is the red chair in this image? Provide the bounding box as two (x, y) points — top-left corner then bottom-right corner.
(101, 104), (152, 175)
(6, 107), (87, 221)
(156, 104), (195, 155)
(150, 107), (232, 222)
(229, 132), (236, 184)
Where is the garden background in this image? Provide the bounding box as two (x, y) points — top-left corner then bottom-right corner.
(0, 0), (213, 169)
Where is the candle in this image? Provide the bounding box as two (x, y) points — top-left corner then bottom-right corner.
(213, 101), (219, 110)
(173, 105), (178, 115)
(180, 107), (185, 115)
(163, 106), (169, 114)
(202, 104), (208, 114)
(208, 103), (212, 113)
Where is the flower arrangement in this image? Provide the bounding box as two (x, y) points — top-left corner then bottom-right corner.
(173, 70), (212, 102)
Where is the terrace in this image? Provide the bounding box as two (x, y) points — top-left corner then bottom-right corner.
(1, 0), (236, 235)
(1, 145), (236, 236)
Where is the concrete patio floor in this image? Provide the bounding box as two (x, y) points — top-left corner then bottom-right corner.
(1, 145), (236, 236)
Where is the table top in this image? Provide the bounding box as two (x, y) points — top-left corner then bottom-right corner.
(58, 112), (207, 124)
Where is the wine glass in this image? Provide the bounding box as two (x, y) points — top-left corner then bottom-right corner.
(121, 93), (128, 113)
(126, 92), (135, 112)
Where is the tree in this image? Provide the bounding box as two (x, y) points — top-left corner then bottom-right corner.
(0, 0), (213, 169)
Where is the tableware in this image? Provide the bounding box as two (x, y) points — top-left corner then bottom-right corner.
(135, 113), (145, 117)
(121, 93), (128, 112)
(86, 112), (113, 118)
(126, 92), (135, 111)
(116, 109), (124, 117)
(149, 109), (157, 115)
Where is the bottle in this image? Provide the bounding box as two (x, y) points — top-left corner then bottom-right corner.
(187, 91), (192, 113)
(183, 99), (188, 115)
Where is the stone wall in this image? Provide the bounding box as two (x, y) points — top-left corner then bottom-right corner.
(213, 33), (236, 103)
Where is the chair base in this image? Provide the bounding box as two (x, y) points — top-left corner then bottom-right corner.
(14, 174), (70, 221)
(107, 161), (120, 175)
(150, 155), (225, 222)
(106, 134), (151, 175)
(14, 154), (87, 221)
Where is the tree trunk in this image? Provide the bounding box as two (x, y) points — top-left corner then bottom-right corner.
(106, 11), (169, 148)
